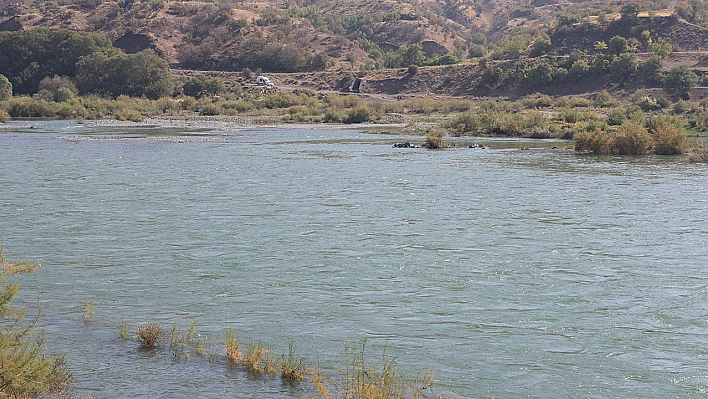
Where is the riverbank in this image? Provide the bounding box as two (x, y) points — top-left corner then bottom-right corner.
(79, 115), (409, 131)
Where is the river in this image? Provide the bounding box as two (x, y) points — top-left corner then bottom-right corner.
(1, 120), (707, 398)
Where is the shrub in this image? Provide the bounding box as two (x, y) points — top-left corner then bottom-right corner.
(0, 109), (9, 123)
(468, 44), (486, 58)
(606, 108), (626, 126)
(322, 109), (341, 123)
(672, 99), (691, 114)
(244, 341), (272, 372)
(6, 96), (57, 117)
(343, 105), (373, 123)
(652, 124), (687, 154)
(480, 66), (504, 89)
(611, 121), (651, 155)
(594, 90), (620, 107)
(527, 62), (555, 86)
(447, 111), (477, 134)
(556, 107), (580, 123)
(199, 104), (221, 116)
(574, 128), (611, 153)
(225, 329), (243, 363)
(424, 130), (447, 148)
(116, 108), (143, 122)
(137, 323), (163, 348)
(407, 65), (419, 75)
(38, 75), (78, 102)
(609, 36), (629, 56)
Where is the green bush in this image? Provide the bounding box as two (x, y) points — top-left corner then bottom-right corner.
(343, 105), (374, 123)
(447, 111), (478, 134)
(322, 110), (341, 123)
(606, 108), (626, 126)
(594, 90), (620, 107)
(480, 66), (504, 89)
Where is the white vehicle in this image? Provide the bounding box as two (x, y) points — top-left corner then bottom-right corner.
(256, 76), (274, 86)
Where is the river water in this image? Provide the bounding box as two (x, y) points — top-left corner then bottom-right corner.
(1, 120), (707, 398)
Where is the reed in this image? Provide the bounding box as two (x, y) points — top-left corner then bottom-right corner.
(224, 328), (243, 363)
(341, 340), (407, 399)
(119, 319), (129, 340)
(280, 340), (305, 381)
(82, 299), (96, 321)
(244, 340), (270, 372)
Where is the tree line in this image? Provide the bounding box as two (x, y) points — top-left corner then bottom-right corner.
(0, 28), (173, 99)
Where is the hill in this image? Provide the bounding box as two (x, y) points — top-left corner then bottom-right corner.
(4, 0), (708, 100)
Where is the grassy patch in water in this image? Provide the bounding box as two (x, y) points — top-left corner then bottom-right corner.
(121, 321), (439, 398)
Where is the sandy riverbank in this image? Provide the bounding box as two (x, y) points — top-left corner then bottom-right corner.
(79, 115), (409, 131)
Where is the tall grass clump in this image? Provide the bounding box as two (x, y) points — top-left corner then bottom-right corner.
(244, 340), (276, 373)
(224, 328), (243, 363)
(280, 340), (305, 381)
(338, 340), (433, 399)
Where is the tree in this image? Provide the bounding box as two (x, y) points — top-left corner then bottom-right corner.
(663, 65), (698, 96)
(530, 34), (552, 57)
(0, 74), (11, 101)
(651, 38), (673, 58)
(400, 44), (427, 67)
(527, 62), (555, 86)
(609, 36), (629, 56)
(0, 247), (72, 398)
(76, 48), (173, 99)
(569, 59), (590, 80)
(620, 3), (641, 24)
(480, 66), (504, 89)
(641, 55), (663, 74)
(610, 53), (638, 79)
(182, 76), (224, 98)
(0, 29), (111, 94)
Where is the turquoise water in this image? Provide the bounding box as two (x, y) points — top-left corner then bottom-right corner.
(1, 120), (708, 398)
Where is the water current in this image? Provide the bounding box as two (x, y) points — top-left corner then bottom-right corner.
(1, 120), (707, 398)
